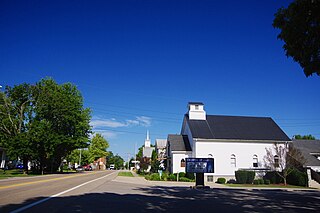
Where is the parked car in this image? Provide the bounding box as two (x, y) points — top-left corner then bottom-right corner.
(16, 164), (24, 169)
(83, 165), (92, 171)
(76, 166), (84, 172)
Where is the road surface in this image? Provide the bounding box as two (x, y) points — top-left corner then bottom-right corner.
(1, 170), (320, 212)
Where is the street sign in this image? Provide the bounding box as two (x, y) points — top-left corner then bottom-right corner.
(185, 158), (214, 173)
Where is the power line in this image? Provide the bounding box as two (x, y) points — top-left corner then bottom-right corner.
(93, 128), (168, 137)
(86, 101), (182, 116)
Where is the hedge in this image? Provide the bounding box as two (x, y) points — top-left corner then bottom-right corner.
(264, 170), (307, 186)
(287, 169), (307, 186)
(264, 171), (283, 184)
(235, 170), (255, 184)
(253, 179), (264, 185)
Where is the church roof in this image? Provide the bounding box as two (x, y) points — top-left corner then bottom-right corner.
(183, 114), (290, 141)
(292, 140), (320, 167)
(155, 139), (167, 149)
(143, 146), (155, 158)
(167, 134), (192, 152)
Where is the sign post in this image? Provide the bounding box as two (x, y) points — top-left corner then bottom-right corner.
(158, 170), (163, 180)
(186, 158), (214, 188)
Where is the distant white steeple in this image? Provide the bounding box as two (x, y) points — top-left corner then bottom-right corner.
(144, 130), (151, 147)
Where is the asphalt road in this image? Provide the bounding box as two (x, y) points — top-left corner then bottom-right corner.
(0, 170), (117, 212)
(1, 171), (320, 213)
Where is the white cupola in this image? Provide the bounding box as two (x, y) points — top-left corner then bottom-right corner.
(188, 102), (206, 120)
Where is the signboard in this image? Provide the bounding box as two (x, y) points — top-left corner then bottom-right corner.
(185, 158), (214, 173)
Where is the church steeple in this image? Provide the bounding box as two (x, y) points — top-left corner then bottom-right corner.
(144, 130), (151, 147)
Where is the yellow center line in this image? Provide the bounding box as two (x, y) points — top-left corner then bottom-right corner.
(0, 172), (99, 190)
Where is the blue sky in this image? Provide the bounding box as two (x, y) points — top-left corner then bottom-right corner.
(1, 0), (319, 161)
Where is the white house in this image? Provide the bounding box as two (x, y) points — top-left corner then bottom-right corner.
(167, 102), (291, 182)
(155, 139), (167, 160)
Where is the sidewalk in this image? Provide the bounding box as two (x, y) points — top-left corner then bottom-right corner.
(113, 171), (319, 191)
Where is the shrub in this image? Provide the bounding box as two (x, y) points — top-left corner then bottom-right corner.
(149, 173), (161, 181)
(287, 169), (307, 186)
(253, 179), (264, 185)
(216, 178), (226, 184)
(161, 172), (169, 181)
(235, 170), (255, 184)
(264, 171), (283, 184)
(246, 171), (255, 184)
(179, 177), (193, 182)
(185, 172), (195, 180)
(144, 174), (151, 180)
(168, 173), (177, 181)
(227, 179), (237, 184)
(235, 171), (247, 184)
(179, 172), (186, 178)
(258, 179), (264, 185)
(264, 179), (271, 185)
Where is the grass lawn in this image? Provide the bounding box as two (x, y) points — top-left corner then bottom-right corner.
(0, 169), (39, 179)
(224, 184), (308, 189)
(118, 171), (134, 177)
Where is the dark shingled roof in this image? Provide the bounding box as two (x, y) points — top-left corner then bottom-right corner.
(188, 102), (204, 105)
(292, 140), (320, 167)
(167, 134), (192, 151)
(184, 114), (290, 141)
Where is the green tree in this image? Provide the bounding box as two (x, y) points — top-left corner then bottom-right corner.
(0, 84), (35, 173)
(294, 134), (316, 140)
(0, 78), (91, 173)
(107, 152), (124, 169)
(150, 149), (159, 173)
(273, 0), (320, 77)
(136, 145), (143, 159)
(33, 78), (91, 172)
(67, 149), (90, 166)
(89, 133), (109, 162)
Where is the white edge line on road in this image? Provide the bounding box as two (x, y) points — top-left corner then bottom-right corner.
(10, 172), (115, 213)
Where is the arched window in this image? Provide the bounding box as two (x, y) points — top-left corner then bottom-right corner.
(231, 154), (236, 167)
(180, 159), (185, 167)
(274, 155), (279, 168)
(253, 155), (258, 167)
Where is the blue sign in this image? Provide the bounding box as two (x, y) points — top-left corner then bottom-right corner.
(185, 158), (214, 173)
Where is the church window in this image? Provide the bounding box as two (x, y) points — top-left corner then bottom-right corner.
(274, 155), (279, 168)
(180, 159), (185, 167)
(231, 154), (236, 167)
(253, 155), (258, 167)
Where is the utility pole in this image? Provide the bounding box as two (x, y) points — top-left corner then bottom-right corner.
(125, 153), (131, 170)
(79, 149), (82, 167)
(134, 143), (137, 169)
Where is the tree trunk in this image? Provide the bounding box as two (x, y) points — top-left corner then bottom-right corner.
(284, 178), (287, 185)
(23, 156), (28, 175)
(40, 163), (44, 175)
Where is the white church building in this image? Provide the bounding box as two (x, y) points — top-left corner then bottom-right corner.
(167, 102), (291, 182)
